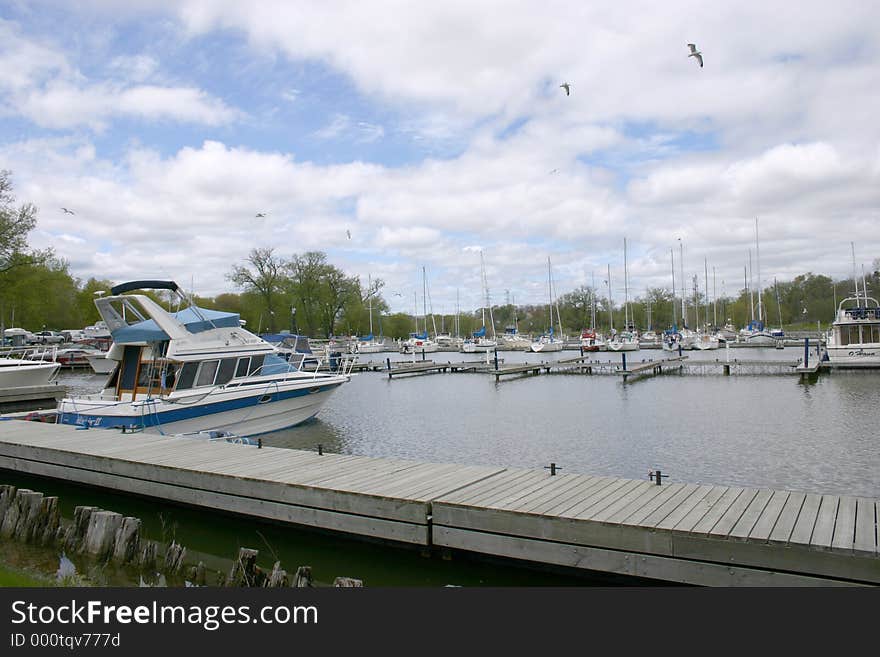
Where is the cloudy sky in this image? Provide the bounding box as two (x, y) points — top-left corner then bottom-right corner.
(1, 1), (878, 315)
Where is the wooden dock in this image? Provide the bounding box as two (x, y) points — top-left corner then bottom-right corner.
(0, 383), (67, 412)
(0, 421), (876, 586)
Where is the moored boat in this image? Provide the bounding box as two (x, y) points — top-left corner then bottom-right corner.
(825, 295), (880, 366)
(57, 280), (353, 436)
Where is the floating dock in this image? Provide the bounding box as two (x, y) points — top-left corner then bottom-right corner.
(0, 421), (876, 586)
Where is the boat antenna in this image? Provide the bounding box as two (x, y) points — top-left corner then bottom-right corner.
(670, 247), (677, 328)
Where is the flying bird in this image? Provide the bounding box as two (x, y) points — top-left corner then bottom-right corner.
(255, 212), (266, 217)
(559, 82), (571, 96)
(687, 43), (703, 68)
(346, 229), (351, 240)
(549, 168), (559, 174)
(61, 207), (75, 215)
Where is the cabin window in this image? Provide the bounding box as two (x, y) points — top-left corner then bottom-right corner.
(137, 362), (158, 388)
(234, 357), (251, 378)
(249, 355), (265, 375)
(216, 358), (237, 385)
(177, 362), (198, 390)
(196, 360), (220, 387)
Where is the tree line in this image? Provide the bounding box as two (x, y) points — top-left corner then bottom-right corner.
(2, 169), (878, 339)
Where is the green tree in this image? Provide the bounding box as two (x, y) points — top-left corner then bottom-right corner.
(0, 170), (48, 275)
(286, 251), (360, 337)
(227, 247), (288, 333)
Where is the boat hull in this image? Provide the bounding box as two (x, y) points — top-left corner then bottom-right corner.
(0, 360), (61, 387)
(606, 342), (639, 352)
(825, 345), (880, 366)
(58, 377), (346, 437)
(530, 341), (564, 352)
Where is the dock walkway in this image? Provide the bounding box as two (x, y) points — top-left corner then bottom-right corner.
(0, 421), (876, 586)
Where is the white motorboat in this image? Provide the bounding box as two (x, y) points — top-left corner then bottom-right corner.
(580, 329), (605, 352)
(0, 350), (61, 387)
(400, 332), (438, 354)
(692, 331), (720, 350)
(57, 280), (353, 437)
(825, 252), (880, 367)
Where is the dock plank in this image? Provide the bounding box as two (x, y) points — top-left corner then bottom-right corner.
(810, 495), (840, 549)
(831, 496), (857, 552)
(789, 493), (822, 546)
(684, 487), (741, 534)
(729, 489), (775, 539)
(853, 499), (877, 555)
(767, 491), (805, 544)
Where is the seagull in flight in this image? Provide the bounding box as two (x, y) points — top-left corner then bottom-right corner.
(549, 168), (559, 174)
(346, 229), (351, 240)
(687, 43), (703, 68)
(559, 82), (571, 96)
(255, 212), (266, 218)
(61, 207), (75, 215)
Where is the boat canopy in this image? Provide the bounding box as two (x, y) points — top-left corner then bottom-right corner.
(410, 331), (428, 340)
(358, 333), (374, 341)
(111, 306), (241, 343)
(472, 326), (486, 338)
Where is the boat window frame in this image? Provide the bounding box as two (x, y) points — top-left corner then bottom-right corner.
(195, 359), (220, 387)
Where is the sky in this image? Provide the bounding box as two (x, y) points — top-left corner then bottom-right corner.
(1, 1), (878, 317)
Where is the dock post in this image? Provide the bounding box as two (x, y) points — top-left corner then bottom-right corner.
(804, 337), (809, 369)
(493, 348), (499, 371)
(622, 353), (627, 371)
(386, 358), (391, 371)
(544, 463), (561, 476)
(318, 444), (323, 455)
(421, 349), (426, 361)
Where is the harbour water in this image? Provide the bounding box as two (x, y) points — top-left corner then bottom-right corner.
(4, 344), (877, 585)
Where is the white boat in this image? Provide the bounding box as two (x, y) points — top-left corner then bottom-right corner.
(825, 250), (880, 367)
(83, 320), (112, 339)
(463, 250), (498, 353)
(57, 280), (353, 437)
(661, 330), (683, 352)
(353, 274), (386, 353)
(0, 350), (61, 387)
(606, 330), (639, 351)
(606, 238), (640, 352)
(531, 257), (565, 353)
(692, 331), (720, 350)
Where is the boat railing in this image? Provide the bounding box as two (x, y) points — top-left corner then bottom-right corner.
(2, 345), (58, 365)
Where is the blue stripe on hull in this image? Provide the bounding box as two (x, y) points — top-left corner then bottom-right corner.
(59, 381), (342, 431)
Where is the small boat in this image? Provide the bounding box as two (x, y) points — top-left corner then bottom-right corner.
(692, 331), (720, 350)
(57, 280), (353, 436)
(400, 331), (439, 354)
(0, 350), (61, 387)
(580, 329), (605, 352)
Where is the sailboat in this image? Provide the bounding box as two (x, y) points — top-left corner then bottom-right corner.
(606, 238), (639, 352)
(354, 275), (386, 353)
(530, 257), (565, 352)
(400, 267), (439, 354)
(693, 259), (719, 350)
(739, 218), (777, 346)
(462, 251), (498, 353)
(581, 272), (606, 351)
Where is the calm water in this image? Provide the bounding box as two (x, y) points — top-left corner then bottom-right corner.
(57, 345), (879, 498)
(6, 344), (876, 586)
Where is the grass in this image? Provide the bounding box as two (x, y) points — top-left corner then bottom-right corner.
(0, 562), (54, 587)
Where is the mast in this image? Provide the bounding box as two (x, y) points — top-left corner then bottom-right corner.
(851, 241), (860, 302)
(607, 263), (614, 332)
(547, 257), (553, 334)
(670, 247), (677, 327)
(774, 277), (783, 328)
(712, 266), (717, 328)
(367, 274), (373, 336)
(623, 237), (630, 330)
(679, 239), (686, 328)
(748, 251), (754, 322)
(590, 272), (597, 330)
(704, 257), (709, 331)
(755, 218), (764, 323)
(481, 250), (496, 339)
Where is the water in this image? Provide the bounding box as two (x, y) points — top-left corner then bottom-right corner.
(8, 345), (876, 586)
(56, 345), (879, 497)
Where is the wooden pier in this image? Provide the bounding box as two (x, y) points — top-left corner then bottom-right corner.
(0, 383), (67, 412)
(0, 421), (876, 586)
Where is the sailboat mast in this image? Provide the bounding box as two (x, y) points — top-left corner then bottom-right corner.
(679, 240), (686, 327)
(748, 251), (754, 322)
(712, 266), (717, 328)
(670, 247), (677, 327)
(607, 263), (614, 332)
(851, 241), (860, 303)
(367, 274), (373, 335)
(590, 271), (597, 330)
(755, 218), (764, 323)
(623, 237), (629, 330)
(704, 257), (709, 330)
